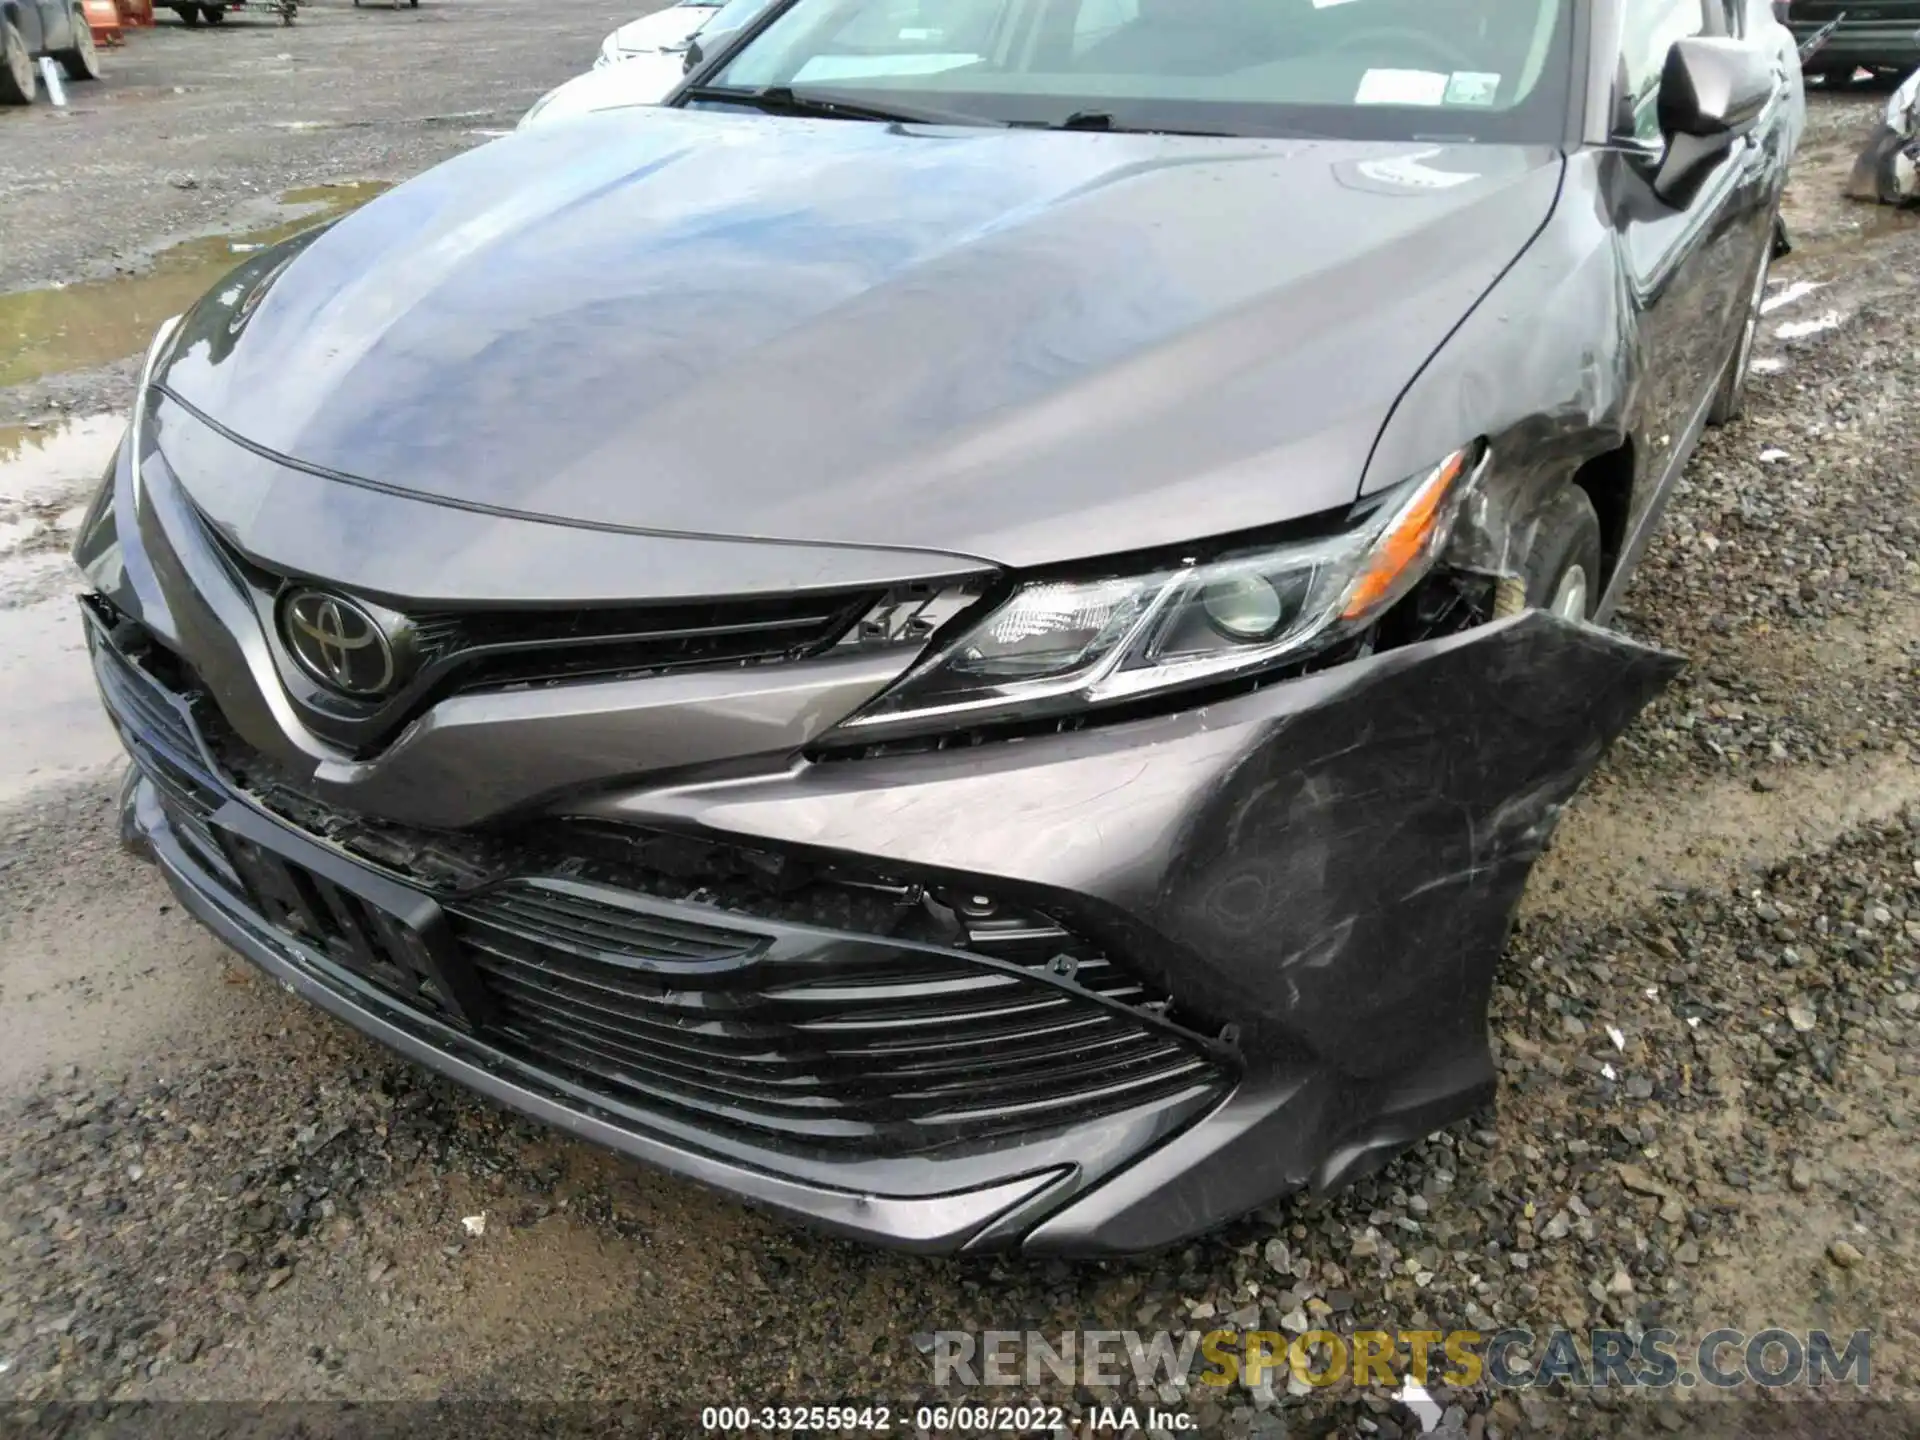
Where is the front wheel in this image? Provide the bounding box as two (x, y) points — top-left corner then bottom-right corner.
(203, 4), (226, 22)
(1521, 484), (1603, 622)
(56, 6), (102, 79)
(0, 20), (35, 104)
(177, 4), (202, 25)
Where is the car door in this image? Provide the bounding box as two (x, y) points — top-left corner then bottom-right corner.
(1608, 0), (1782, 510)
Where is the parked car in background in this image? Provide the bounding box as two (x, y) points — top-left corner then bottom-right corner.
(521, 49), (690, 127)
(1782, 0), (1920, 79)
(86, 0), (1806, 1255)
(523, 0), (775, 129)
(596, 0), (722, 67)
(1, 0), (99, 103)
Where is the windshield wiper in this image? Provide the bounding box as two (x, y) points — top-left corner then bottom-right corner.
(1036, 110), (1234, 136)
(680, 84), (1006, 129)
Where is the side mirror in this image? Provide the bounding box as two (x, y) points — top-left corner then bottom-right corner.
(1649, 36), (1774, 204)
(681, 36), (703, 72)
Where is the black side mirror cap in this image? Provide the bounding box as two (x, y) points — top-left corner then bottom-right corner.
(1659, 36), (1773, 138)
(1649, 37), (1775, 204)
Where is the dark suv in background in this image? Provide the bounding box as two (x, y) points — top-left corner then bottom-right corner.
(1783, 0), (1920, 79)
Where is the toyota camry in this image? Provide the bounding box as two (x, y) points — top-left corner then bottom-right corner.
(78, 0), (1801, 1254)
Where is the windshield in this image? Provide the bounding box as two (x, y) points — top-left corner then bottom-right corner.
(698, 0), (1576, 139)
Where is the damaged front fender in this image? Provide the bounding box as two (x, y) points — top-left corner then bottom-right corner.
(592, 610), (1682, 1252)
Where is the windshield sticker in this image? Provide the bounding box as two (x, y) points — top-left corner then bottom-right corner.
(1444, 72), (1502, 107)
(1354, 69), (1449, 106)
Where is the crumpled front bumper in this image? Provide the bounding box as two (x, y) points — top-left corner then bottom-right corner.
(99, 588), (1679, 1254)
(82, 392), (1683, 1252)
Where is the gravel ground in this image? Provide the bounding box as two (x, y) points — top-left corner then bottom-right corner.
(2, 20), (1919, 1438)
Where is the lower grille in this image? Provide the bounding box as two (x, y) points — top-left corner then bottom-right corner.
(91, 603), (1230, 1160)
(92, 633), (237, 885)
(450, 882), (1219, 1153)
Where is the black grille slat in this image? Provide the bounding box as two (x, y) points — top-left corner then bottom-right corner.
(473, 888), (759, 964)
(495, 1009), (843, 1105)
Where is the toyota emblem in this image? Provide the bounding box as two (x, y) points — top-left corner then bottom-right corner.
(280, 589), (401, 698)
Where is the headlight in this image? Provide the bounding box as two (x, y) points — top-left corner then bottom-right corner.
(836, 447), (1483, 737)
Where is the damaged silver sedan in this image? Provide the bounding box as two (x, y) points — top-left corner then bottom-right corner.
(77, 0), (1800, 1253)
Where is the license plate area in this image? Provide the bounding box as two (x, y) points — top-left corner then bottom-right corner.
(209, 799), (493, 1031)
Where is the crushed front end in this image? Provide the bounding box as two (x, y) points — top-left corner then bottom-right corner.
(78, 388), (1679, 1255)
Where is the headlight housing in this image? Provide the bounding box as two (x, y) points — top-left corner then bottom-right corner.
(836, 447), (1484, 739)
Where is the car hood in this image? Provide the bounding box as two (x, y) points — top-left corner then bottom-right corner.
(158, 109), (1563, 569)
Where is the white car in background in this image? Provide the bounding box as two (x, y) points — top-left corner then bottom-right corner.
(521, 0), (774, 130)
(594, 0), (723, 67)
(520, 50), (690, 128)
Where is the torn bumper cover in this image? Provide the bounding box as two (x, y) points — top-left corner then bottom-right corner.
(1847, 68), (1920, 206)
(97, 603), (1677, 1254)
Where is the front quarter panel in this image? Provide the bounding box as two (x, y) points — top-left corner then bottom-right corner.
(1362, 151), (1632, 576)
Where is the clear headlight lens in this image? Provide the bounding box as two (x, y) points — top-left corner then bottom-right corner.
(837, 447), (1482, 737)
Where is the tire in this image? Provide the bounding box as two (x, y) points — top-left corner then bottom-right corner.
(178, 4), (202, 25)
(1520, 484), (1603, 622)
(203, 4), (225, 21)
(55, 6), (102, 80)
(1708, 227), (1773, 426)
(0, 21), (35, 104)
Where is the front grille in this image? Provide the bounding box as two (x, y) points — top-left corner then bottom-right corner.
(218, 825), (470, 1024)
(449, 881), (1218, 1154)
(409, 591), (880, 696)
(93, 639), (218, 810)
(90, 606), (1230, 1160)
(90, 625), (238, 885)
(196, 519), (914, 750)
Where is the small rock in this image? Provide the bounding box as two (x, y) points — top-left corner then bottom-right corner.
(1607, 1268), (1634, 1296)
(1828, 1240), (1864, 1270)
(1787, 1004), (1817, 1033)
(1263, 1238), (1291, 1274)
(1619, 1165), (1676, 1200)
(1790, 1160), (1815, 1193)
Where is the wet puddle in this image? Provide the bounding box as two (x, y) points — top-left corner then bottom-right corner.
(0, 180), (393, 390)
(0, 416), (140, 806)
(0, 413), (125, 507)
(0, 595), (125, 807)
